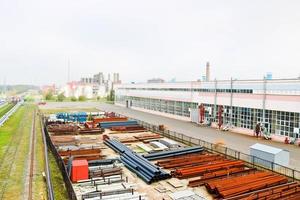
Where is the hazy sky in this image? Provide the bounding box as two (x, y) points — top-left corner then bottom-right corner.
(1, 0), (300, 85)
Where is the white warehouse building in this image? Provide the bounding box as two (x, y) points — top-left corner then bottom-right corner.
(114, 78), (300, 143)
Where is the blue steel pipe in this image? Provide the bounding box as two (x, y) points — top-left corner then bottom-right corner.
(122, 152), (160, 176)
(121, 154), (154, 179)
(121, 156), (153, 181)
(144, 146), (203, 158)
(143, 146), (204, 160)
(122, 160), (152, 184)
(145, 148), (203, 159)
(124, 152), (160, 173)
(104, 138), (170, 183)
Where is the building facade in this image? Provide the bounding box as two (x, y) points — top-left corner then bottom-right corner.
(114, 78), (300, 142)
(81, 72), (121, 97)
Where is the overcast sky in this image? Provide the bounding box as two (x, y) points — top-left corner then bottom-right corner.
(1, 0), (300, 85)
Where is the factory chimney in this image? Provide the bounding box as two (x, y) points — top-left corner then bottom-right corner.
(206, 62), (210, 81)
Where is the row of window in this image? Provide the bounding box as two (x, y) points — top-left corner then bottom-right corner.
(117, 87), (253, 94)
(116, 95), (300, 137)
(201, 104), (300, 137)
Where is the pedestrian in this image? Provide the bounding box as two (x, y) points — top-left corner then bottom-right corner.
(255, 123), (261, 138)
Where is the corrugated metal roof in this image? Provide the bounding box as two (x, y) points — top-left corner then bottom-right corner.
(250, 143), (283, 154)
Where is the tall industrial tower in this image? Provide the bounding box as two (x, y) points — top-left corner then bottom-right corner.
(206, 62), (210, 81)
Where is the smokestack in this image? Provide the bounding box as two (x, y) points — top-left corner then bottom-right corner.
(206, 62), (210, 81)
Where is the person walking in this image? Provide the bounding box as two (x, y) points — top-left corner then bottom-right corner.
(255, 123), (261, 138)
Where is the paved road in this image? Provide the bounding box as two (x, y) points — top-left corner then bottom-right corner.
(41, 102), (300, 171)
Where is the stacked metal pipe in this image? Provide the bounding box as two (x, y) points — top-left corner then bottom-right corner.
(104, 139), (170, 184)
(99, 120), (138, 129)
(143, 146), (204, 161)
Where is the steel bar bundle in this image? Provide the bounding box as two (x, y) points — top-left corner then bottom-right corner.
(50, 135), (76, 145)
(157, 154), (224, 168)
(143, 146), (204, 161)
(133, 133), (162, 141)
(89, 167), (123, 178)
(93, 117), (128, 124)
(188, 168), (256, 187)
(225, 181), (300, 200)
(110, 125), (146, 132)
(79, 128), (103, 134)
(63, 154), (105, 164)
(118, 137), (139, 143)
(172, 160), (244, 178)
(203, 171), (289, 198)
(99, 120), (138, 128)
(104, 139), (170, 184)
(47, 123), (78, 134)
(59, 148), (101, 156)
(88, 159), (120, 167)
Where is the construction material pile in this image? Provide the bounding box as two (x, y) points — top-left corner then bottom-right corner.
(224, 181), (300, 200)
(205, 171), (288, 198)
(99, 120), (139, 129)
(89, 167), (123, 178)
(51, 135), (77, 146)
(172, 159), (245, 178)
(157, 154), (225, 169)
(93, 117), (128, 124)
(57, 112), (87, 123)
(111, 125), (146, 132)
(143, 146), (204, 161)
(156, 152), (300, 199)
(48, 123), (78, 134)
(134, 133), (163, 141)
(59, 148), (105, 163)
(104, 139), (170, 184)
(48, 123), (103, 135)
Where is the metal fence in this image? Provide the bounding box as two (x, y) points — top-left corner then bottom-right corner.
(40, 115), (54, 200)
(42, 118), (78, 200)
(0, 102), (22, 127)
(115, 114), (300, 181)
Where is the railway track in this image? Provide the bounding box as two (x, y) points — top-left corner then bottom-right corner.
(28, 110), (36, 200)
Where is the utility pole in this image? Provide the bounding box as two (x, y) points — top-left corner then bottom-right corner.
(67, 58), (70, 83)
(214, 78), (218, 121)
(230, 77), (233, 127)
(262, 76), (267, 126)
(3, 77), (7, 97)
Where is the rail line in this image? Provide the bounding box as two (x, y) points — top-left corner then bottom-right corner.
(28, 110), (36, 200)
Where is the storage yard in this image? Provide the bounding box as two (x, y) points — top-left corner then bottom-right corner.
(43, 110), (300, 200)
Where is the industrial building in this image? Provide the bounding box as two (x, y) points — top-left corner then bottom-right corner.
(81, 72), (121, 97)
(114, 77), (300, 143)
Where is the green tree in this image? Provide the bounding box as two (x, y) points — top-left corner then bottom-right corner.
(78, 95), (86, 101)
(87, 113), (93, 121)
(57, 93), (65, 102)
(45, 92), (53, 100)
(106, 90), (115, 101)
(70, 96), (77, 101)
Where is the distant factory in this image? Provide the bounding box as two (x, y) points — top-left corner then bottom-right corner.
(60, 72), (121, 98)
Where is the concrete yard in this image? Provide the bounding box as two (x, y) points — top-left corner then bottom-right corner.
(40, 102), (300, 171)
